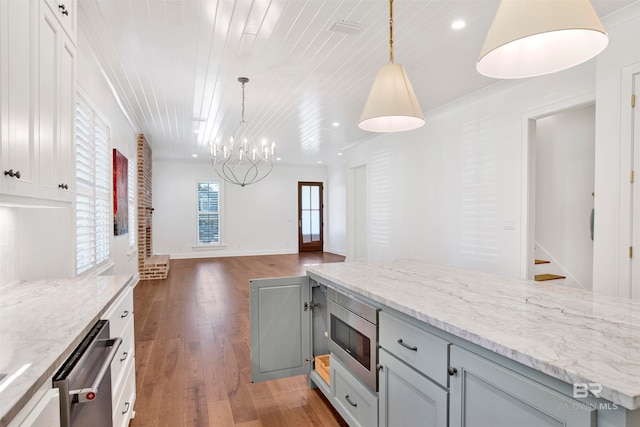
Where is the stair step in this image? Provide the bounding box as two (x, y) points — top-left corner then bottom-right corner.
(535, 274), (566, 282)
(535, 259), (550, 265)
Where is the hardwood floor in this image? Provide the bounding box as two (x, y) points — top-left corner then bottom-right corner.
(131, 253), (348, 427)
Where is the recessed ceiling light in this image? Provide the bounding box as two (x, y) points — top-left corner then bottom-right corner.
(337, 152), (343, 156)
(194, 129), (200, 134)
(192, 154), (198, 158)
(332, 122), (340, 127)
(276, 157), (282, 161)
(318, 161), (323, 164)
(452, 20), (466, 30)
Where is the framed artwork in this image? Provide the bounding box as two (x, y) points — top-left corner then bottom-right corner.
(113, 149), (129, 236)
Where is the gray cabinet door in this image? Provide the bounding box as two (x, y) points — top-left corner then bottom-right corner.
(249, 275), (312, 383)
(379, 349), (448, 427)
(449, 346), (596, 427)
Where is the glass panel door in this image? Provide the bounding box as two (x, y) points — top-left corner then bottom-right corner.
(298, 182), (323, 252)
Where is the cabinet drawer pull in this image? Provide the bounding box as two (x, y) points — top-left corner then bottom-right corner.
(121, 310), (129, 318)
(58, 183), (68, 189)
(397, 338), (418, 351)
(122, 402), (130, 414)
(58, 4), (69, 15)
(344, 395), (357, 407)
(120, 351), (128, 362)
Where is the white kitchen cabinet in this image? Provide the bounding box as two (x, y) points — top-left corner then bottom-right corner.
(102, 285), (136, 427)
(18, 389), (60, 427)
(7, 383), (60, 427)
(42, 0), (76, 41)
(38, 0), (75, 201)
(0, 0), (38, 199)
(0, 0), (75, 203)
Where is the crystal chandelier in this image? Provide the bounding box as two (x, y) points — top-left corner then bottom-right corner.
(211, 77), (275, 187)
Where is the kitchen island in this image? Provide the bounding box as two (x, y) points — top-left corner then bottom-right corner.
(305, 259), (640, 425)
(0, 274), (137, 426)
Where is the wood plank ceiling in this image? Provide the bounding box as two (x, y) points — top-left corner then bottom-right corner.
(77, 0), (636, 165)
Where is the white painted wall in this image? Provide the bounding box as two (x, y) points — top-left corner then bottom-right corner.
(153, 159), (328, 259)
(328, 4), (640, 296)
(535, 104), (595, 290)
(338, 65), (595, 278)
(593, 7), (640, 297)
(76, 25), (139, 277)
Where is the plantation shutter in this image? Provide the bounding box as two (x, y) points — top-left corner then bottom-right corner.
(75, 95), (111, 275)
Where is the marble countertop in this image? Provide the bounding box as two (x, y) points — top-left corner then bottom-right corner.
(306, 259), (640, 410)
(0, 274), (137, 426)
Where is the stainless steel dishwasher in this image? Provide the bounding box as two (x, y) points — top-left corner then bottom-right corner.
(53, 319), (122, 427)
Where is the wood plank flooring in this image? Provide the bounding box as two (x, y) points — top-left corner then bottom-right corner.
(131, 253), (348, 427)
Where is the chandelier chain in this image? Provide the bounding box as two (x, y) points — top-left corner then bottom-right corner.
(241, 80), (246, 124)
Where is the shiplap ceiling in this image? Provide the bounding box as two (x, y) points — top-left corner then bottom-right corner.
(78, 0), (636, 165)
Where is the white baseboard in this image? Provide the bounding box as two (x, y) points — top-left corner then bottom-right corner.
(168, 248), (299, 260)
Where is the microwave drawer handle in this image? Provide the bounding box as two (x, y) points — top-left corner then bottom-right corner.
(397, 338), (418, 352)
(69, 337), (123, 403)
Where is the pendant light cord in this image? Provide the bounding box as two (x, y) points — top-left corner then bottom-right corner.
(389, 0), (394, 63)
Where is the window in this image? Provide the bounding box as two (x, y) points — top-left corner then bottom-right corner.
(128, 155), (136, 249)
(197, 181), (220, 244)
(76, 94), (110, 275)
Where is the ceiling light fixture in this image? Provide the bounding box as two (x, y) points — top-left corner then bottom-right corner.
(211, 77), (275, 187)
(477, 0), (608, 79)
(358, 0), (424, 133)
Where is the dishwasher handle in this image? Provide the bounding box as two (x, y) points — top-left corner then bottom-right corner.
(69, 337), (123, 403)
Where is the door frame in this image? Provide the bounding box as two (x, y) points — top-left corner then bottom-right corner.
(298, 181), (324, 252)
(520, 94), (595, 281)
(622, 67), (640, 298)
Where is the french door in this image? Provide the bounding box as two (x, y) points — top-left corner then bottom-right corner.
(298, 182), (323, 252)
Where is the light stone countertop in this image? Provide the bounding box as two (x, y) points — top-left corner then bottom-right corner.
(0, 274), (137, 427)
(306, 259), (640, 410)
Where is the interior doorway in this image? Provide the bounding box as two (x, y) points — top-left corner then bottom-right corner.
(298, 182), (323, 252)
(349, 164), (367, 261)
(525, 101), (596, 290)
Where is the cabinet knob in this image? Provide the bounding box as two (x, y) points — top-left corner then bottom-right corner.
(448, 366), (458, 376)
(4, 169), (20, 179)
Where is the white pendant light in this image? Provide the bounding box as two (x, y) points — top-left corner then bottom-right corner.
(477, 0), (608, 79)
(359, 0), (424, 132)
